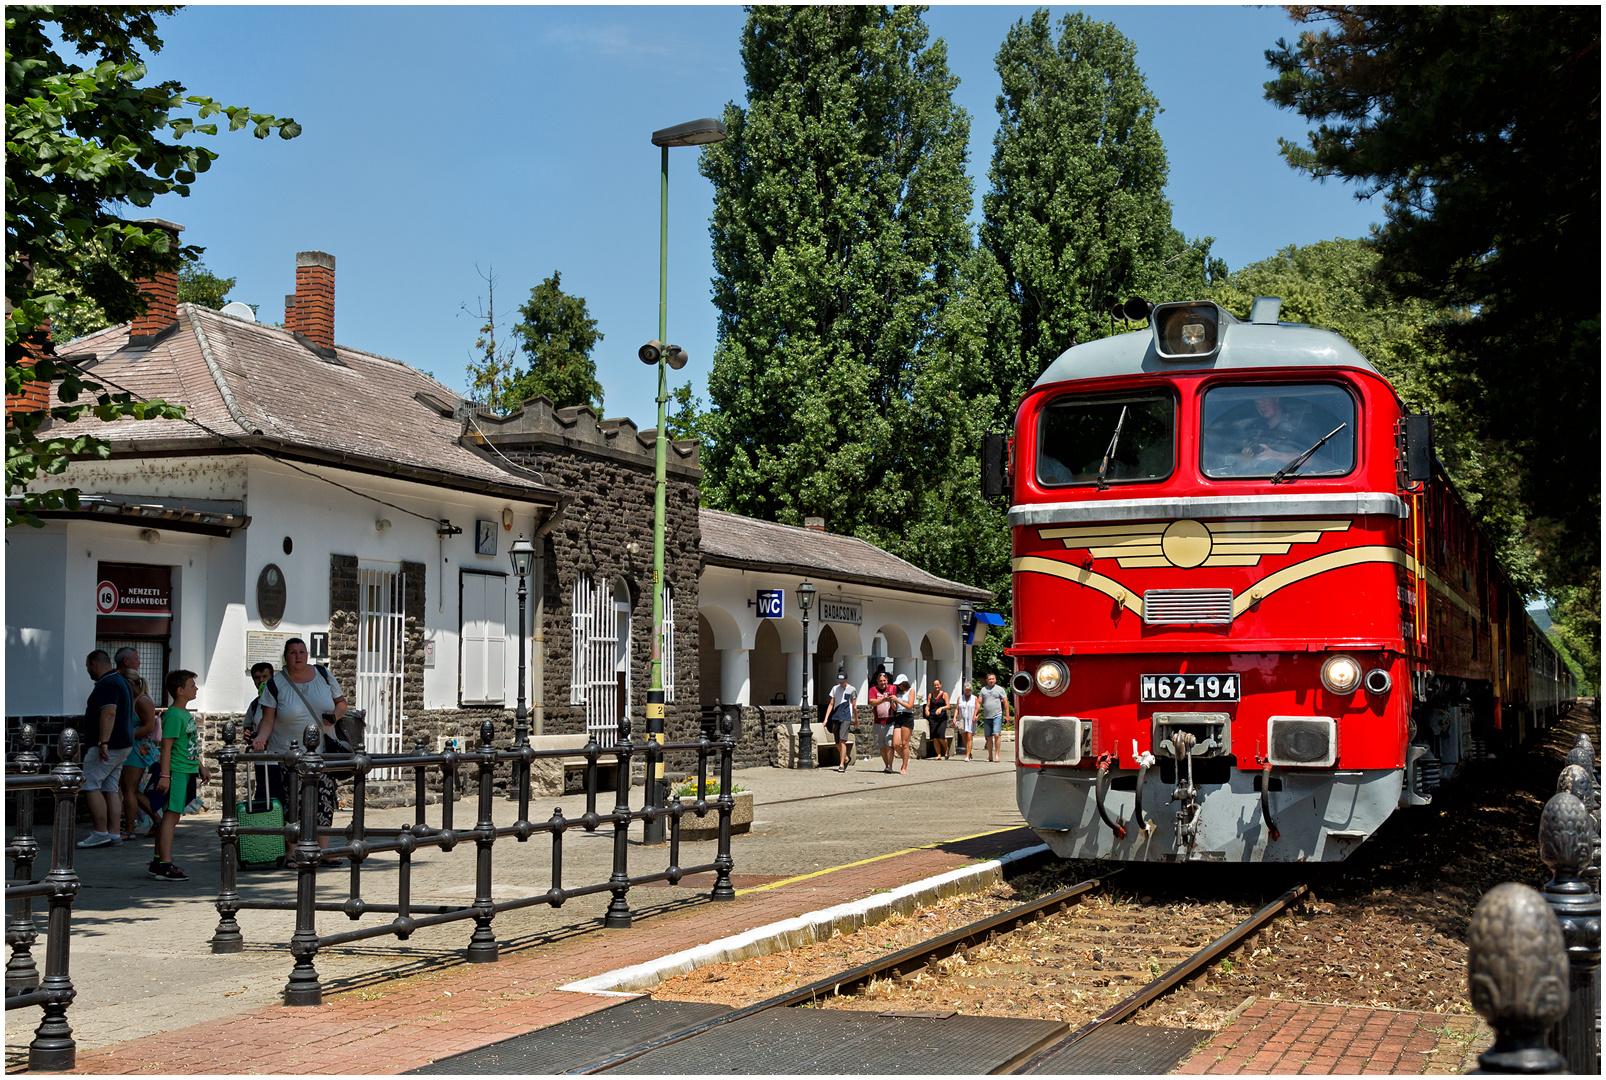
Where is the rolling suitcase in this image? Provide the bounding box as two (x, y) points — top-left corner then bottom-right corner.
(237, 762), (286, 870)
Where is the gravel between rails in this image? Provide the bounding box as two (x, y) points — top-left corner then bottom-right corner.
(653, 705), (1598, 1047)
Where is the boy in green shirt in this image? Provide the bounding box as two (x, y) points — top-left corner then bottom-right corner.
(150, 669), (210, 882)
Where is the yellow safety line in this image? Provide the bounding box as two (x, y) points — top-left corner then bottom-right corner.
(735, 825), (1030, 896)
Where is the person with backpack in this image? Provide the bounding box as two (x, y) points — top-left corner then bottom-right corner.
(249, 638), (347, 861)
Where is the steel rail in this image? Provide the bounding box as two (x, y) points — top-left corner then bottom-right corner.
(1003, 880), (1310, 1074)
(565, 873), (1113, 1074)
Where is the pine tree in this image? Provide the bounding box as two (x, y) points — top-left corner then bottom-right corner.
(504, 271), (603, 412)
(981, 9), (1218, 396)
(700, 5), (988, 582)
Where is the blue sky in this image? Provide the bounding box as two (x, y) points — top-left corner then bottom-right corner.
(135, 4), (1382, 430)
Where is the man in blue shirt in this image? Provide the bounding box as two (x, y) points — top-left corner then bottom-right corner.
(76, 650), (135, 848)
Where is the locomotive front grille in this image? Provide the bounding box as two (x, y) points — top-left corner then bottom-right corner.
(1142, 588), (1233, 625)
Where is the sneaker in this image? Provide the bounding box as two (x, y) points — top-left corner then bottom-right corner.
(76, 832), (116, 849)
(147, 862), (188, 882)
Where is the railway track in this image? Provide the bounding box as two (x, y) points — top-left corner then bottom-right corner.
(541, 873), (1310, 1074)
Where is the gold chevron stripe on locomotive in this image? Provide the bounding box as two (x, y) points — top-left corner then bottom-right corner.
(1013, 545), (1414, 619)
(1038, 518), (1352, 569)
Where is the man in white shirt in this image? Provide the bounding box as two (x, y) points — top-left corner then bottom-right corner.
(825, 672), (856, 772)
(976, 671), (1012, 763)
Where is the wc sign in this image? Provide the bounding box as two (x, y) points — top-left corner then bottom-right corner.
(755, 589), (785, 619)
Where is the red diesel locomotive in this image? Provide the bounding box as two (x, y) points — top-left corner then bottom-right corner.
(990, 298), (1575, 863)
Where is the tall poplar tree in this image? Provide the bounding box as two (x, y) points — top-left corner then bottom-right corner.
(700, 5), (995, 583)
(981, 9), (1219, 394)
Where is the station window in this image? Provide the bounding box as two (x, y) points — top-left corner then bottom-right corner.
(1036, 391), (1175, 487)
(1200, 384), (1357, 480)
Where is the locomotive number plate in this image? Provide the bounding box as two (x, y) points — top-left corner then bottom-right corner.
(1140, 674), (1240, 702)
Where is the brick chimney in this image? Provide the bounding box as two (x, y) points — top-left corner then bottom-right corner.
(5, 317), (53, 417)
(287, 251), (335, 350)
(128, 218), (184, 341)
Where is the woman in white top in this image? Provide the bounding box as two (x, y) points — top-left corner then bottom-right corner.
(953, 684), (978, 761)
(250, 638), (347, 858)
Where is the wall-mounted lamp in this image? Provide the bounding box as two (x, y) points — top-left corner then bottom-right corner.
(502, 507), (514, 531)
(140, 529), (161, 545)
(375, 519), (392, 532)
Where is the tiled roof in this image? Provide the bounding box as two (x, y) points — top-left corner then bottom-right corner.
(46, 305), (559, 502)
(699, 509), (993, 602)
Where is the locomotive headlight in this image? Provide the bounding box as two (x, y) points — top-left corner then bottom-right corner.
(1181, 323), (1206, 347)
(1320, 655), (1362, 695)
(1034, 659), (1069, 697)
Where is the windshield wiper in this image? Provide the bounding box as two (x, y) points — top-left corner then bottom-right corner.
(1271, 423), (1347, 484)
(1096, 405), (1130, 491)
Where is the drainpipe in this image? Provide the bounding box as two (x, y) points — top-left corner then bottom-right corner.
(529, 497), (571, 736)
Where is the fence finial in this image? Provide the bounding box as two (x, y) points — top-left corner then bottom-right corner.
(1467, 882), (1569, 1073)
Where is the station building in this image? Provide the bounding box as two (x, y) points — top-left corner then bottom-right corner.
(5, 231), (991, 778)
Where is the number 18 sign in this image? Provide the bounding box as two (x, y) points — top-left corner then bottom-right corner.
(755, 590), (785, 618)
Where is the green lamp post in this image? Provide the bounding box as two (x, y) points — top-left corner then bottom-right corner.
(639, 116), (726, 844)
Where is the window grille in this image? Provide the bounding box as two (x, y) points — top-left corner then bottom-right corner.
(662, 586), (675, 703)
(357, 567), (406, 778)
(570, 574), (620, 747)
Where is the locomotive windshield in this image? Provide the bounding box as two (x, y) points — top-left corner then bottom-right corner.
(1037, 391), (1175, 487)
(1201, 384), (1357, 479)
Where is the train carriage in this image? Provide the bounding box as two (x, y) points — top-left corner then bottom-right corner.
(991, 298), (1573, 863)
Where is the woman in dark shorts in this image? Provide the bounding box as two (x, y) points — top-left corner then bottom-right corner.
(923, 679), (951, 760)
(891, 674), (916, 775)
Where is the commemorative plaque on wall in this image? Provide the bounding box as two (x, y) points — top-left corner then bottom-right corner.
(257, 563), (287, 628)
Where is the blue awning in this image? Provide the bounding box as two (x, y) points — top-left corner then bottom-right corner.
(974, 611), (1007, 625)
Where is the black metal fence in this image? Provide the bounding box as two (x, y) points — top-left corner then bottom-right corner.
(5, 725), (84, 1072)
(1467, 730), (1600, 1074)
(212, 713), (738, 1006)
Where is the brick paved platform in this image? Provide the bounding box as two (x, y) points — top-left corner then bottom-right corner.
(1172, 997), (1491, 1075)
(50, 828), (1038, 1074)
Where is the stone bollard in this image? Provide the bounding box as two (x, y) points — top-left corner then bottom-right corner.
(1466, 882), (1569, 1073)
(1537, 791), (1601, 1075)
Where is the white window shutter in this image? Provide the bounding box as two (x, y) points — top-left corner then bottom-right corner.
(462, 574), (487, 702)
(486, 576), (507, 704)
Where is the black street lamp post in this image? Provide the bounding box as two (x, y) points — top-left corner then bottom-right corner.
(795, 580), (817, 770)
(957, 602), (973, 691)
(509, 535), (536, 749)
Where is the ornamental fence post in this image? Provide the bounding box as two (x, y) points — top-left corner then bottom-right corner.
(1465, 882), (1569, 1073)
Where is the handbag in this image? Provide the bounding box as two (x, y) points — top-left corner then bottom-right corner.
(277, 668), (365, 752)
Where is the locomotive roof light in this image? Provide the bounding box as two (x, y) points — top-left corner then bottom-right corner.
(1153, 301), (1231, 362)
(1320, 655), (1362, 695)
(1034, 659), (1070, 697)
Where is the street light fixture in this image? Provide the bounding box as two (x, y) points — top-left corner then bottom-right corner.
(957, 602), (973, 693)
(509, 535), (537, 750)
(644, 116), (728, 844)
(795, 579), (817, 770)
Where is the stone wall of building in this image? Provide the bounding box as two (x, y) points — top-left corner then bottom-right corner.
(468, 400), (703, 749)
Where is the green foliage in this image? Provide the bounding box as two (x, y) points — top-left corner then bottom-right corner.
(981, 9), (1220, 400)
(664, 382), (710, 450)
(6, 4), (299, 527)
(700, 5), (1003, 593)
(502, 271), (603, 412)
(1264, 5), (1599, 683)
(176, 258), (238, 310)
(670, 777), (747, 798)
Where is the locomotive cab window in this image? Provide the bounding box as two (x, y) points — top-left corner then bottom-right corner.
(1200, 384), (1357, 479)
(1037, 391), (1175, 487)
